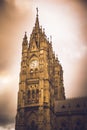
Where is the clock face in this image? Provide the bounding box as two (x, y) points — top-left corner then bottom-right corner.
(30, 60), (39, 68)
(40, 50), (43, 54)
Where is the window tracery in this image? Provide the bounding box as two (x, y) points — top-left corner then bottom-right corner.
(27, 85), (39, 104)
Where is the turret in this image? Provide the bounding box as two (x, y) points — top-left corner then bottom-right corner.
(22, 32), (28, 61)
(18, 33), (28, 108)
(20, 32), (28, 81)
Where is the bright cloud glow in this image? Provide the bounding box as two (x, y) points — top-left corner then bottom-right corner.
(0, 125), (15, 130)
(0, 75), (12, 93)
(15, 0), (32, 9)
(0, 127), (14, 130)
(0, 76), (10, 85)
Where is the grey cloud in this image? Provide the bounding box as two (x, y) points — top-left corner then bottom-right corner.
(0, 0), (32, 128)
(0, 0), (26, 127)
(0, 0), (17, 73)
(79, 0), (87, 8)
(0, 84), (16, 126)
(0, 0), (30, 73)
(75, 54), (87, 97)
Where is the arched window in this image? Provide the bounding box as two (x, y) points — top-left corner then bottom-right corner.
(75, 126), (78, 130)
(32, 90), (35, 99)
(35, 68), (38, 72)
(36, 89), (39, 103)
(28, 90), (30, 98)
(30, 69), (33, 73)
(60, 121), (69, 130)
(30, 120), (38, 130)
(36, 89), (39, 96)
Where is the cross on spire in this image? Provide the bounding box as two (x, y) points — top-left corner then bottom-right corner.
(36, 7), (38, 16)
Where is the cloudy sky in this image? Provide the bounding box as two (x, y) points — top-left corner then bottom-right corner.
(0, 0), (87, 129)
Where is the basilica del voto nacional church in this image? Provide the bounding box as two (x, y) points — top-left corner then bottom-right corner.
(15, 9), (87, 130)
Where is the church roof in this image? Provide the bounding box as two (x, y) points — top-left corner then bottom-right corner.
(55, 97), (87, 115)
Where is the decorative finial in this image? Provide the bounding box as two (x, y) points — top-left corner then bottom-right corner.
(56, 54), (58, 57)
(50, 35), (52, 43)
(40, 26), (42, 29)
(25, 31), (27, 35)
(43, 28), (45, 32)
(24, 31), (27, 39)
(36, 7), (38, 16)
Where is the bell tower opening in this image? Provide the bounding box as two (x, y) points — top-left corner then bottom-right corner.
(30, 120), (38, 130)
(27, 120), (38, 130)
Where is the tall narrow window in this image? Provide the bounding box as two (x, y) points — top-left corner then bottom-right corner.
(32, 90), (35, 99)
(28, 90), (30, 98)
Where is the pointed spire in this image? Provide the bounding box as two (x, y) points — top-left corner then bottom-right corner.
(36, 7), (39, 16)
(35, 7), (39, 28)
(56, 54), (59, 62)
(24, 32), (27, 39)
(22, 32), (28, 45)
(50, 35), (52, 43)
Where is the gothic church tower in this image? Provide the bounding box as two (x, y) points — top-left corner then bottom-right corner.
(15, 9), (65, 130)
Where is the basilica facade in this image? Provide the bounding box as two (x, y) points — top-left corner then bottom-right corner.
(15, 10), (87, 130)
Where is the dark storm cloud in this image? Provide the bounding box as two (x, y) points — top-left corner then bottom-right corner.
(0, 0), (15, 19)
(0, 114), (14, 126)
(79, 0), (87, 7)
(0, 83), (16, 126)
(0, 0), (6, 8)
(0, 0), (17, 73)
(0, 0), (30, 74)
(0, 0), (31, 128)
(0, 0), (9, 9)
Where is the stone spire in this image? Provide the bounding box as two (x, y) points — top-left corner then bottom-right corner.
(35, 8), (39, 29)
(23, 32), (28, 45)
(24, 32), (27, 39)
(22, 32), (28, 54)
